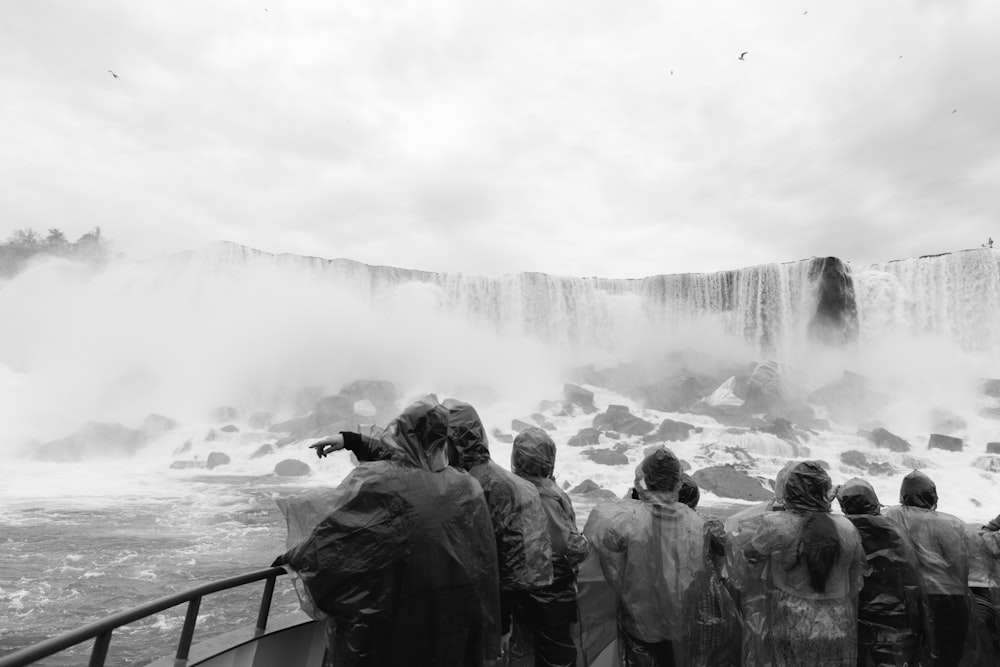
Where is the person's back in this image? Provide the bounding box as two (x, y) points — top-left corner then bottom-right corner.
(585, 449), (709, 666)
(734, 461), (865, 667)
(837, 478), (928, 667)
(278, 397), (501, 667)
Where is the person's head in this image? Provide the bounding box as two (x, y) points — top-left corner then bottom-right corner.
(442, 398), (490, 470)
(899, 470), (937, 510)
(678, 473), (700, 509)
(511, 427), (556, 479)
(389, 394), (450, 471)
(783, 461), (841, 594)
(771, 459), (800, 509)
(836, 478), (880, 515)
(639, 447), (682, 494)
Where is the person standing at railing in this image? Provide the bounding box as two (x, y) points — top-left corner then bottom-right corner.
(272, 396), (501, 667)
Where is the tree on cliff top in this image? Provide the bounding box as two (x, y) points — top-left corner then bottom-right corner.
(0, 226), (112, 278)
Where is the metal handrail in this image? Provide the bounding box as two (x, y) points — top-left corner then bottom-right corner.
(0, 566), (288, 667)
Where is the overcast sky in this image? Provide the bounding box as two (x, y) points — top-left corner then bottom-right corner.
(2, 1), (998, 277)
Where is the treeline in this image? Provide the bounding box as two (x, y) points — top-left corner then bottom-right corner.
(0, 227), (112, 278)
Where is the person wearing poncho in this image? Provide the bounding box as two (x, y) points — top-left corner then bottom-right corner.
(583, 447), (711, 666)
(443, 399), (554, 636)
(730, 460), (866, 667)
(274, 397), (501, 667)
(884, 470), (982, 667)
(836, 478), (930, 667)
(509, 427), (590, 667)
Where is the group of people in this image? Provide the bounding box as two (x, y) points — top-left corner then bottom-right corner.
(272, 396), (1000, 667)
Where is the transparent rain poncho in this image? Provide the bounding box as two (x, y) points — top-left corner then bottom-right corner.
(444, 399), (553, 593)
(884, 470), (987, 666)
(728, 461), (865, 667)
(276, 397), (501, 667)
(583, 447), (713, 666)
(836, 478), (932, 667)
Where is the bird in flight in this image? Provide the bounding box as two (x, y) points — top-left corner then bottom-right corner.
(738, 52), (748, 60)
(108, 70), (119, 79)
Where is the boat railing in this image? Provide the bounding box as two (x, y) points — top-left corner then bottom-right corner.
(0, 566), (288, 667)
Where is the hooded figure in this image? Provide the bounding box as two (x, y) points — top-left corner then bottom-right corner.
(731, 460), (865, 667)
(276, 397), (501, 667)
(836, 478), (930, 667)
(443, 399), (553, 634)
(509, 427), (589, 667)
(885, 471), (982, 666)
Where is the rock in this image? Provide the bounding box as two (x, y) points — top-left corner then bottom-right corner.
(689, 401), (757, 428)
(563, 383), (597, 414)
(979, 379), (1000, 398)
(988, 443), (1000, 454)
(353, 399), (377, 419)
(900, 455), (934, 470)
(206, 452), (231, 469)
(176, 440), (192, 454)
(840, 450), (870, 469)
(338, 379), (399, 415)
(867, 461), (896, 477)
(629, 374), (705, 412)
(582, 449), (630, 466)
(250, 444), (275, 459)
(275, 434), (299, 448)
(705, 377), (744, 408)
(569, 479), (602, 494)
(605, 431), (621, 440)
(691, 466), (774, 502)
(220, 425), (240, 433)
(972, 456), (1000, 473)
(169, 460), (204, 469)
(567, 428), (601, 447)
(978, 407), (1000, 421)
(530, 413), (556, 431)
(643, 419), (702, 443)
(142, 414), (179, 438)
(274, 459), (311, 476)
(930, 409), (966, 434)
(211, 406), (241, 423)
(758, 417), (804, 444)
(593, 405), (656, 436)
(744, 361), (789, 413)
(494, 433), (513, 444)
(511, 419), (535, 433)
(313, 395), (355, 420)
(807, 257), (858, 345)
(859, 427), (911, 453)
(928, 433), (963, 452)
(248, 412), (276, 430)
(205, 430), (217, 442)
(269, 412), (348, 439)
(808, 371), (887, 424)
(36, 422), (147, 462)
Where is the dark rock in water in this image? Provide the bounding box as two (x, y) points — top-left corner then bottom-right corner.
(901, 455), (934, 470)
(840, 450), (870, 469)
(206, 452), (231, 469)
(987, 442), (1000, 454)
(220, 425), (240, 433)
(248, 412), (276, 430)
(979, 379), (1000, 398)
(570, 479), (602, 494)
(338, 379), (398, 415)
(930, 409), (966, 434)
(807, 257), (859, 345)
(692, 465), (774, 502)
(562, 480), (571, 490)
(689, 401), (756, 427)
(972, 456), (1000, 473)
(492, 431), (513, 444)
(605, 431), (621, 440)
(529, 413), (556, 431)
(211, 406), (241, 423)
(744, 361), (789, 413)
(313, 395), (354, 420)
(37, 422), (147, 462)
(250, 444), (275, 459)
(582, 448), (630, 466)
(859, 427), (911, 453)
(978, 407), (1000, 421)
(205, 430), (217, 442)
(142, 414), (179, 438)
(643, 419), (702, 443)
(169, 460), (204, 469)
(593, 405), (655, 436)
(928, 433), (963, 452)
(808, 371), (887, 424)
(274, 459), (311, 476)
(758, 417), (805, 444)
(511, 419), (535, 433)
(563, 383), (597, 414)
(567, 428), (601, 447)
(867, 461), (896, 477)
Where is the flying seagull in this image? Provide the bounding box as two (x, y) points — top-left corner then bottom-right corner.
(738, 52), (748, 60)
(107, 70), (119, 79)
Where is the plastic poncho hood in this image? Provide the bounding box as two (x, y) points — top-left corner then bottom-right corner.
(836, 478), (880, 516)
(512, 427), (556, 479)
(899, 470), (937, 509)
(443, 398), (490, 469)
(384, 395), (450, 471)
(783, 460), (833, 513)
(678, 473), (700, 509)
(639, 447), (682, 493)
